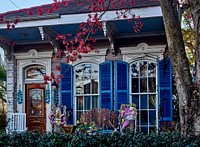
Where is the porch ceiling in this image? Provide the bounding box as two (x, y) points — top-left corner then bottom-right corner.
(0, 17), (164, 45)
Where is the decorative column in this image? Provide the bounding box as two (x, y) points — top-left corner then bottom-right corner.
(4, 45), (17, 112)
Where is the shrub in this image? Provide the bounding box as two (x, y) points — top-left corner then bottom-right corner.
(0, 131), (200, 147)
(0, 113), (7, 131)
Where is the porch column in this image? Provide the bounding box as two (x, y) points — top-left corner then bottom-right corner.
(5, 46), (17, 122)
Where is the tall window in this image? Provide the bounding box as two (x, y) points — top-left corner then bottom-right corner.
(131, 60), (157, 133)
(75, 63), (99, 121)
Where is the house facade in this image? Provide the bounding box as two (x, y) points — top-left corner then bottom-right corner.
(0, 1), (172, 133)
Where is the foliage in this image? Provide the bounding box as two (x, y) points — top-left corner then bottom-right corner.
(0, 131), (200, 147)
(0, 65), (6, 81)
(0, 113), (7, 131)
(181, 8), (195, 66)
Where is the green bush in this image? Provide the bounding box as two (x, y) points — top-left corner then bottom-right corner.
(0, 113), (7, 131)
(0, 131), (199, 147)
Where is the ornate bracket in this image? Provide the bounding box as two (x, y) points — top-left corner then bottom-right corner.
(38, 26), (61, 54)
(0, 39), (13, 61)
(103, 21), (118, 56)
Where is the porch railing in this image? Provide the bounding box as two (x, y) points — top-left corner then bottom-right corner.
(7, 113), (27, 133)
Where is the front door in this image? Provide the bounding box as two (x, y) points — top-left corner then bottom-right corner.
(26, 84), (46, 132)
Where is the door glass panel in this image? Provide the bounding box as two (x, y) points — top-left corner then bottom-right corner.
(30, 89), (44, 116)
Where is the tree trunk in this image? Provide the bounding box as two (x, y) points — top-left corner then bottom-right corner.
(190, 0), (200, 136)
(160, 0), (196, 137)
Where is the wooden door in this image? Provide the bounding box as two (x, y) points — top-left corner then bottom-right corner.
(26, 84), (46, 132)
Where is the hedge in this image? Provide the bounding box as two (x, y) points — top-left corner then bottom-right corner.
(0, 131), (199, 147)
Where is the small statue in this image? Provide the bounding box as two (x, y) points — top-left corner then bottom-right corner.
(48, 105), (66, 133)
(119, 104), (137, 133)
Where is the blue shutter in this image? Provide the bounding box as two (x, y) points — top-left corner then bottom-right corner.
(60, 63), (73, 110)
(115, 61), (129, 111)
(99, 61), (113, 110)
(158, 58), (173, 122)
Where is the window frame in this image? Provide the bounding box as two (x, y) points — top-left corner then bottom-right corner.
(130, 60), (158, 134)
(73, 62), (100, 123)
(24, 65), (46, 81)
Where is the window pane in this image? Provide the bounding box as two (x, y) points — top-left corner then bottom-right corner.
(26, 65), (46, 79)
(84, 96), (90, 110)
(92, 96), (98, 109)
(140, 110), (148, 125)
(131, 62), (139, 77)
(30, 89), (44, 116)
(92, 80), (98, 94)
(77, 111), (83, 121)
(140, 61), (147, 77)
(148, 77), (156, 92)
(137, 111), (139, 125)
(149, 95), (156, 109)
(91, 65), (98, 94)
(137, 126), (140, 132)
(77, 96), (83, 110)
(149, 110), (156, 125)
(140, 95), (147, 109)
(148, 62), (156, 77)
(141, 127), (148, 133)
(83, 64), (91, 94)
(84, 82), (90, 94)
(140, 78), (147, 92)
(149, 126), (157, 133)
(132, 78), (139, 93)
(132, 95), (139, 109)
(76, 63), (99, 94)
(75, 66), (84, 94)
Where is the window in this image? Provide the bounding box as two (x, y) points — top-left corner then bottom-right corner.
(74, 63), (99, 121)
(131, 60), (157, 133)
(25, 65), (46, 80)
